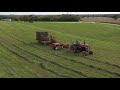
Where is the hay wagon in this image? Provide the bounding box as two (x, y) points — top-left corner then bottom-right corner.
(36, 32), (50, 45)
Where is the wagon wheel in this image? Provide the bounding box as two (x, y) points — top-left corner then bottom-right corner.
(89, 51), (93, 55)
(82, 51), (88, 56)
(52, 45), (62, 50)
(55, 46), (62, 50)
(52, 46), (56, 50)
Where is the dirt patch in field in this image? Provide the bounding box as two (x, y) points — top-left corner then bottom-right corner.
(81, 17), (120, 24)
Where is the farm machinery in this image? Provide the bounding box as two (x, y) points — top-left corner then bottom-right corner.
(36, 32), (93, 56)
(70, 41), (93, 56)
(36, 32), (69, 50)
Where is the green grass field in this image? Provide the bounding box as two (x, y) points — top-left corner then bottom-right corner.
(0, 21), (120, 78)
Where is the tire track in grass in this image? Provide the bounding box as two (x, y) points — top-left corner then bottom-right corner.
(0, 37), (88, 78)
(0, 37), (77, 78)
(0, 41), (75, 78)
(0, 27), (120, 76)
(14, 34), (120, 69)
(0, 59), (19, 77)
(0, 25), (119, 75)
(0, 45), (42, 78)
(1, 22), (120, 77)
(8, 22), (120, 69)
(0, 44), (21, 77)
(0, 33), (99, 78)
(12, 35), (120, 77)
(0, 43), (22, 77)
(10, 43), (90, 78)
(1, 33), (120, 78)
(2, 32), (120, 77)
(0, 40), (76, 78)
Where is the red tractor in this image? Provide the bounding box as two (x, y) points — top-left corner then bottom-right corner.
(70, 41), (93, 56)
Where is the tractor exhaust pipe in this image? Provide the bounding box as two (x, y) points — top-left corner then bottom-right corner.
(84, 40), (86, 45)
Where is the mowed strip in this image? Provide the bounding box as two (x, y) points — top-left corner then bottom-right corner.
(0, 30), (120, 78)
(0, 44), (61, 78)
(0, 21), (120, 78)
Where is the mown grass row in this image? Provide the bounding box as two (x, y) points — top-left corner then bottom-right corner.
(0, 43), (40, 78)
(0, 38), (76, 78)
(0, 36), (90, 78)
(0, 31), (116, 78)
(0, 42), (61, 78)
(1, 31), (120, 78)
(1, 22), (120, 70)
(0, 26), (120, 77)
(9, 21), (120, 64)
(0, 21), (119, 77)
(0, 30), (111, 77)
(11, 33), (120, 69)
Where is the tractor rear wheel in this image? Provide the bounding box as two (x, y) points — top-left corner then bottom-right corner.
(70, 45), (76, 53)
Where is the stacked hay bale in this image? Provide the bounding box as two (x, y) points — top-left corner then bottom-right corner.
(36, 32), (50, 45)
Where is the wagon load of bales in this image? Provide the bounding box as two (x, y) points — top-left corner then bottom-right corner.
(36, 32), (50, 44)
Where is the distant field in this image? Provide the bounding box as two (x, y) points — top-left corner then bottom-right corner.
(0, 21), (120, 78)
(81, 17), (120, 24)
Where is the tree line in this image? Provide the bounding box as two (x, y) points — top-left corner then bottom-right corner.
(80, 14), (120, 20)
(0, 14), (120, 22)
(0, 15), (80, 22)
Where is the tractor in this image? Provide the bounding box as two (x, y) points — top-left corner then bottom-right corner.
(36, 32), (93, 55)
(70, 40), (93, 56)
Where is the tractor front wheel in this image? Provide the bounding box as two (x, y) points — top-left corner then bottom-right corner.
(89, 51), (93, 55)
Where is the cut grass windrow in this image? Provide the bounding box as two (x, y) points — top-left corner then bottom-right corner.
(11, 37), (120, 77)
(0, 37), (90, 78)
(1, 32), (120, 77)
(0, 23), (120, 77)
(0, 42), (76, 78)
(0, 58), (19, 77)
(1, 24), (120, 70)
(1, 35), (120, 77)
